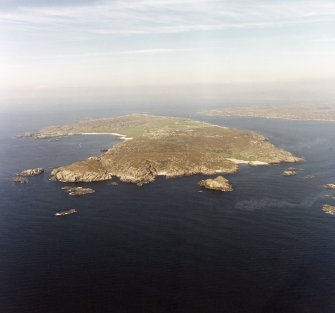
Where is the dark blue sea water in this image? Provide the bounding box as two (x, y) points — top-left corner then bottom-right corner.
(1, 109), (335, 313)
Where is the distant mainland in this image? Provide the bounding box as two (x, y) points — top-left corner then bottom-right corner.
(202, 105), (335, 122)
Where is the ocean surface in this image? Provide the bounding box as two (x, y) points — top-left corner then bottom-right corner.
(1, 108), (335, 313)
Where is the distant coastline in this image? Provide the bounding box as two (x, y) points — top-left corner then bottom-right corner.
(202, 105), (335, 122)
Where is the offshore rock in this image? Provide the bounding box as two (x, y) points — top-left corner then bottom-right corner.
(61, 186), (95, 196)
(55, 209), (77, 216)
(198, 176), (233, 192)
(18, 168), (44, 176)
(322, 204), (335, 215)
(13, 176), (29, 184)
(323, 183), (335, 189)
(282, 170), (297, 176)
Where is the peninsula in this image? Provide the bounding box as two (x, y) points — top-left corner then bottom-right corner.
(30, 114), (302, 186)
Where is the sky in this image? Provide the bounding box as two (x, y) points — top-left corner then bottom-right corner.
(1, 0), (335, 107)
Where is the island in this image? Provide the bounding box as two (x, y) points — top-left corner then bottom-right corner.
(202, 105), (335, 122)
(198, 176), (233, 192)
(29, 114), (303, 186)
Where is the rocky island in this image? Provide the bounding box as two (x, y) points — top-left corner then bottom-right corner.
(199, 176), (233, 192)
(30, 114), (302, 186)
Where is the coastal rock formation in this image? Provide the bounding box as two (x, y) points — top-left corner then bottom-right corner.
(61, 186), (95, 196)
(323, 183), (335, 189)
(198, 176), (233, 192)
(18, 168), (44, 176)
(31, 114), (302, 185)
(55, 209), (77, 216)
(13, 176), (29, 184)
(322, 204), (335, 215)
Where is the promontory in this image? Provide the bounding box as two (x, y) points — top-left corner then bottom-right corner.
(30, 114), (303, 185)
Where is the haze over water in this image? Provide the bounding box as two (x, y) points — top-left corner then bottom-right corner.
(1, 107), (335, 313)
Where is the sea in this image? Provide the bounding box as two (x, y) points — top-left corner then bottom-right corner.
(1, 106), (335, 313)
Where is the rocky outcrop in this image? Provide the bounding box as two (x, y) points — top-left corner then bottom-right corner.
(282, 170), (297, 176)
(322, 204), (335, 215)
(198, 176), (233, 192)
(18, 168), (44, 176)
(55, 209), (77, 216)
(13, 176), (29, 184)
(323, 183), (335, 189)
(61, 186), (95, 196)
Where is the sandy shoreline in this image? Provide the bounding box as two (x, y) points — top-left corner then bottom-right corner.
(80, 132), (133, 140)
(226, 158), (269, 166)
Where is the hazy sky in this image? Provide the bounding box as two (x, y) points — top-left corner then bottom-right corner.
(1, 0), (335, 105)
